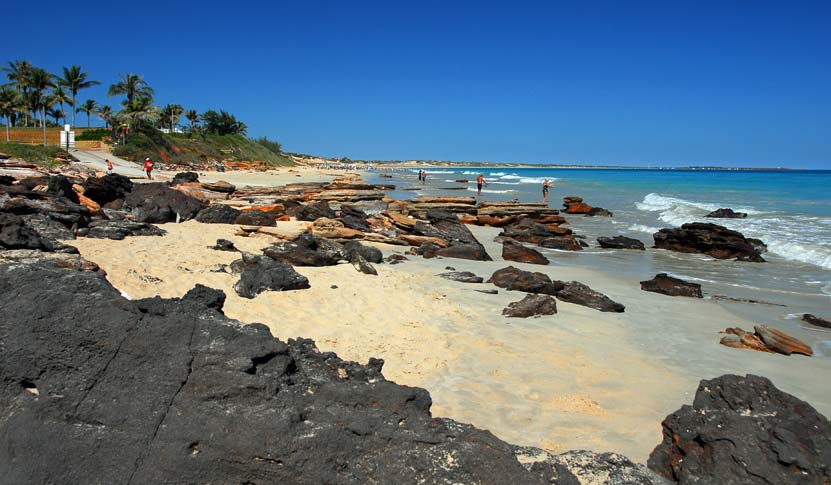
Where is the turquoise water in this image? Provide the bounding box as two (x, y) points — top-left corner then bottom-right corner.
(365, 167), (831, 352)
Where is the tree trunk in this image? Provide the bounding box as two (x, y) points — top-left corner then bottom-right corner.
(5, 118), (9, 142)
(42, 107), (47, 146)
(71, 93), (76, 128)
(87, 112), (91, 128)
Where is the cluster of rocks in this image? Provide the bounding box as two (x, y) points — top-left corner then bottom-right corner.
(562, 196), (612, 216)
(653, 222), (767, 262)
(2, 264), (828, 483)
(720, 325), (813, 356)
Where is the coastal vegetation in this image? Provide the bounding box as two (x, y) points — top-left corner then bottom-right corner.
(0, 140), (74, 166)
(1, 59), (290, 166)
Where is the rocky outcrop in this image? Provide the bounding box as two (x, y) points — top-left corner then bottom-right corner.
(648, 374), (831, 484)
(640, 273), (702, 298)
(125, 183), (207, 223)
(201, 180), (236, 194)
(0, 264), (562, 484)
(342, 240), (383, 264)
(562, 196), (592, 214)
(597, 236), (645, 250)
(557, 281), (625, 312)
(720, 326), (813, 356)
(0, 248), (101, 272)
(82, 220), (166, 240)
(539, 237), (583, 251)
(413, 210), (491, 261)
(803, 314), (831, 329)
(520, 448), (670, 485)
(499, 218), (572, 244)
(502, 239), (549, 265)
(653, 223), (765, 262)
(83, 173), (134, 206)
(437, 271), (484, 283)
(487, 266), (564, 295)
(0, 213), (55, 251)
(502, 294), (558, 318)
(195, 204), (241, 224)
(585, 207), (613, 217)
(339, 204), (371, 232)
(263, 233), (346, 266)
(706, 208), (747, 218)
(292, 200), (338, 221)
(234, 210), (278, 227)
(230, 252), (311, 298)
(170, 171), (199, 186)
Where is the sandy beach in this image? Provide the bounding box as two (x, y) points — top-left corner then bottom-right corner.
(68, 168), (831, 462)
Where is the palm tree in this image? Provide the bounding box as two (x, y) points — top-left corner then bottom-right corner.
(47, 106), (65, 125)
(56, 65), (100, 129)
(108, 73), (154, 105)
(120, 96), (160, 128)
(0, 86), (20, 141)
(50, 85), (72, 126)
(26, 67), (55, 145)
(185, 109), (199, 134)
(78, 99), (98, 128)
(97, 105), (114, 128)
(161, 103), (184, 132)
(2, 60), (34, 126)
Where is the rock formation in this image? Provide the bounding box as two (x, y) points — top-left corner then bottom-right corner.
(557, 281), (625, 312)
(653, 223), (765, 262)
(437, 271), (484, 283)
(597, 236), (645, 250)
(502, 294), (558, 318)
(502, 239), (549, 265)
(125, 183), (207, 223)
(803, 314), (831, 329)
(706, 208), (748, 218)
(720, 326), (813, 356)
(487, 266), (564, 295)
(231, 252), (311, 298)
(640, 273), (703, 298)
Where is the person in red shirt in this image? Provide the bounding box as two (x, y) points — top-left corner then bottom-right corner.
(143, 157), (154, 180)
(105, 159), (114, 175)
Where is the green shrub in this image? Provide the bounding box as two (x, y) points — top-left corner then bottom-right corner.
(75, 128), (111, 141)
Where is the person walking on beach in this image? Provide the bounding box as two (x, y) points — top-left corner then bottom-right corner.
(542, 178), (552, 203)
(418, 170), (423, 183)
(143, 157), (155, 180)
(421, 170), (427, 184)
(105, 159), (114, 175)
(476, 174), (487, 196)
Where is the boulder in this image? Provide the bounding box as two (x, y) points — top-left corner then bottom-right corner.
(342, 240), (383, 264)
(562, 196), (593, 214)
(311, 217), (364, 239)
(0, 264), (559, 484)
(292, 200), (337, 221)
(234, 210), (277, 227)
(653, 223), (765, 262)
(437, 271), (484, 283)
(46, 176), (79, 204)
(83, 173), (134, 205)
(0, 213), (55, 251)
(648, 374), (831, 484)
(557, 281), (625, 312)
(487, 266), (564, 296)
(350, 253), (378, 275)
(585, 207), (612, 217)
(502, 239), (549, 265)
(597, 236), (645, 250)
(211, 239), (237, 251)
(540, 237), (583, 251)
(640, 273), (702, 298)
(502, 294), (558, 318)
(339, 204), (371, 232)
(499, 218), (570, 244)
(195, 204), (241, 224)
(413, 210), (491, 261)
(230, 252), (311, 298)
(170, 171), (199, 186)
(201, 180), (236, 193)
(263, 233), (346, 266)
(706, 208), (748, 218)
(754, 325), (813, 356)
(125, 183), (207, 223)
(803, 314), (831, 330)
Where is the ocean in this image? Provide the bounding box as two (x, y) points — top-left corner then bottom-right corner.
(365, 167), (831, 354)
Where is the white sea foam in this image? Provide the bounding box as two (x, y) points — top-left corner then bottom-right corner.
(628, 224), (661, 233)
(489, 172), (507, 176)
(498, 175), (559, 184)
(635, 193), (831, 270)
(466, 187), (514, 194)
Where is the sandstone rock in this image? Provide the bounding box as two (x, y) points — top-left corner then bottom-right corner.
(640, 273), (703, 298)
(437, 271), (484, 283)
(754, 325), (813, 356)
(201, 180), (236, 193)
(803, 314), (831, 329)
(311, 217), (364, 239)
(653, 223), (765, 262)
(648, 374), (831, 484)
(0, 264), (554, 484)
(719, 328), (773, 353)
(125, 183), (207, 223)
(231, 252), (311, 298)
(487, 266), (564, 295)
(381, 210), (418, 230)
(502, 239), (549, 265)
(195, 204), (241, 224)
(502, 294), (558, 318)
(399, 234), (449, 247)
(562, 196), (593, 214)
(239, 204), (285, 214)
(598, 236), (645, 250)
(557, 281), (625, 312)
(76, 193), (101, 214)
(706, 208), (747, 218)
(540, 237), (582, 251)
(499, 218), (570, 244)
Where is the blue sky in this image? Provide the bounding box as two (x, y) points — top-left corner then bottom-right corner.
(4, 0), (830, 168)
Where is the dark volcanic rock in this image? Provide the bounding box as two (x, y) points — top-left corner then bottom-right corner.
(231, 252), (311, 298)
(640, 273), (702, 298)
(264, 232), (346, 266)
(342, 240), (383, 264)
(46, 175), (79, 203)
(653, 223), (765, 262)
(83, 220), (166, 240)
(211, 238), (237, 251)
(1, 190), (91, 230)
(437, 271), (484, 283)
(83, 173), (134, 205)
(195, 204), (241, 224)
(502, 294), (558, 318)
(706, 208), (748, 218)
(585, 207), (612, 217)
(0, 264), (554, 484)
(413, 210), (491, 261)
(234, 210), (277, 227)
(597, 236), (645, 250)
(0, 175), (15, 186)
(170, 171), (199, 186)
(803, 314), (831, 330)
(339, 204), (371, 232)
(648, 374), (831, 484)
(386, 253), (408, 264)
(293, 200), (337, 221)
(539, 237), (583, 251)
(0, 213), (55, 251)
(487, 266), (564, 295)
(499, 218), (571, 244)
(502, 239), (549, 265)
(0, 248), (100, 272)
(557, 281), (625, 312)
(125, 183), (207, 223)
(350, 253), (378, 275)
(518, 448), (670, 485)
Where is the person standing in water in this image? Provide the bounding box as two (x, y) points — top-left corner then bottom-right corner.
(542, 178), (552, 203)
(476, 174), (487, 196)
(144, 157), (155, 180)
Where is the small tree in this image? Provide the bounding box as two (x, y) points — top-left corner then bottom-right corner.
(56, 65), (100, 128)
(0, 86), (20, 141)
(201, 109), (247, 136)
(161, 103), (184, 132)
(78, 99), (98, 128)
(184, 109), (199, 135)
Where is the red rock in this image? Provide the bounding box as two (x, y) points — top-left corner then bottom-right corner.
(502, 239), (549, 265)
